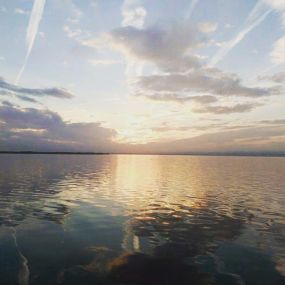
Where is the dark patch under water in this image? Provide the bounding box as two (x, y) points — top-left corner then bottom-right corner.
(0, 154), (284, 284)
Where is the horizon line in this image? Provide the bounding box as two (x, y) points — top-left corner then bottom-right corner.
(0, 151), (285, 158)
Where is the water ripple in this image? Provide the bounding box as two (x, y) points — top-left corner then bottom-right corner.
(0, 154), (284, 284)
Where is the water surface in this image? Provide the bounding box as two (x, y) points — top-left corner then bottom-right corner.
(0, 154), (284, 285)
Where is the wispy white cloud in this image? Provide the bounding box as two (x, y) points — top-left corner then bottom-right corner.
(15, 0), (46, 84)
(265, 0), (285, 64)
(63, 25), (85, 40)
(121, 0), (146, 29)
(38, 31), (45, 38)
(271, 36), (285, 64)
(185, 0), (199, 20)
(0, 6), (7, 13)
(120, 0), (148, 79)
(137, 93), (218, 104)
(89, 59), (121, 66)
(259, 70), (285, 82)
(198, 22), (218, 34)
(90, 1), (97, 9)
(266, 0), (285, 25)
(67, 1), (83, 24)
(192, 102), (261, 114)
(210, 0), (272, 66)
(14, 8), (29, 15)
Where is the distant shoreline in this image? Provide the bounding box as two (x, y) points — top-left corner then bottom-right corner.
(0, 151), (110, 155)
(0, 151), (285, 157)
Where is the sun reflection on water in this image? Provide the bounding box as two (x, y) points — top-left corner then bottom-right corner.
(0, 155), (284, 284)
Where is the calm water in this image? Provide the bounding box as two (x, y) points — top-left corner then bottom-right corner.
(0, 154), (284, 285)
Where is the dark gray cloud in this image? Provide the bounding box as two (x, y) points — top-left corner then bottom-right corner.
(193, 103), (261, 114)
(0, 77), (74, 100)
(0, 105), (116, 152)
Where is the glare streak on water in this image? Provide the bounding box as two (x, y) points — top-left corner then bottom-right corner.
(0, 154), (285, 284)
(11, 228), (30, 285)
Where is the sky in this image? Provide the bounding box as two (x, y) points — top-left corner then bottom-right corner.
(0, 0), (285, 153)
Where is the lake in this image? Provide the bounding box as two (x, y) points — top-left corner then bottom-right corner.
(0, 154), (284, 285)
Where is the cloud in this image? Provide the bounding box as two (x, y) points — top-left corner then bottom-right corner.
(98, 21), (281, 114)
(150, 122), (227, 132)
(14, 8), (29, 15)
(64, 25), (83, 39)
(210, 0), (272, 66)
(15, 95), (39, 103)
(1, 103), (284, 153)
(151, 122), (260, 133)
(16, 0), (46, 84)
(192, 102), (261, 114)
(259, 70), (285, 82)
(198, 22), (218, 34)
(0, 89), (39, 103)
(89, 59), (121, 66)
(151, 124), (191, 132)
(270, 36), (285, 64)
(0, 105), (116, 152)
(114, 0), (147, 79)
(263, 0), (285, 64)
(38, 31), (45, 38)
(136, 68), (279, 98)
(0, 7), (7, 13)
(108, 23), (204, 72)
(0, 77), (73, 100)
(185, 0), (200, 20)
(136, 93), (218, 104)
(63, 25), (91, 46)
(90, 1), (97, 8)
(67, 1), (83, 24)
(260, 119), (285, 125)
(121, 0), (147, 29)
(124, 125), (285, 154)
(83, 19), (280, 115)
(1, 101), (15, 107)
(266, 0), (285, 25)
